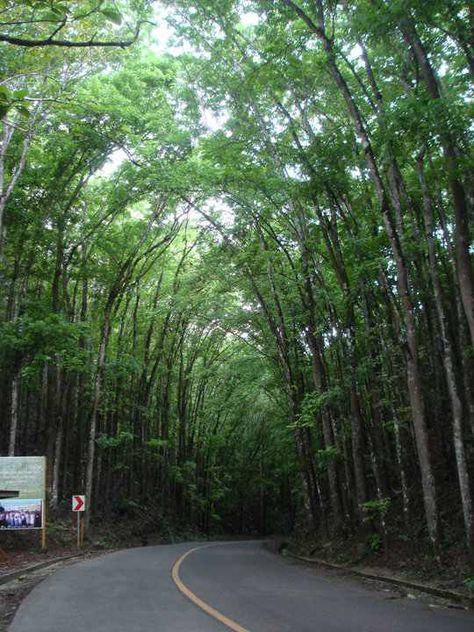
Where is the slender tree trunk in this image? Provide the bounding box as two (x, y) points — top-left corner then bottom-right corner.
(8, 371), (20, 455)
(0, 115), (36, 255)
(350, 388), (367, 513)
(51, 424), (63, 510)
(417, 156), (474, 564)
(401, 19), (474, 346)
(300, 224), (342, 529)
(281, 0), (439, 549)
(85, 317), (110, 530)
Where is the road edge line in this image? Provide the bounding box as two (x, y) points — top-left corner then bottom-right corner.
(282, 549), (473, 609)
(0, 553), (85, 586)
(171, 544), (250, 632)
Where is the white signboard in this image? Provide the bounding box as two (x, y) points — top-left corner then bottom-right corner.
(0, 457), (46, 531)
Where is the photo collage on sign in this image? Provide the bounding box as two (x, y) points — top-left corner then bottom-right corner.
(0, 498), (43, 529)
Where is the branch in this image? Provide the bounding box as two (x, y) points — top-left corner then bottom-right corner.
(280, 0), (327, 42)
(0, 21), (148, 48)
(2, 105), (41, 204)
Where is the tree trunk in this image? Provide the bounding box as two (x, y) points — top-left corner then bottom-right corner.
(8, 371), (20, 455)
(281, 0), (440, 550)
(85, 317), (110, 530)
(401, 19), (474, 347)
(417, 156), (474, 564)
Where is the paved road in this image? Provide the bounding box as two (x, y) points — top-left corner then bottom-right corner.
(10, 541), (474, 631)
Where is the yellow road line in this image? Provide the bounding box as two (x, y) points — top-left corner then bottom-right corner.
(171, 544), (250, 632)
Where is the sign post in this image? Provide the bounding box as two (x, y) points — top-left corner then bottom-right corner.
(42, 459), (47, 550)
(72, 495), (85, 548)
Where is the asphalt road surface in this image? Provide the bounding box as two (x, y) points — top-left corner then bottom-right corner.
(9, 541), (474, 632)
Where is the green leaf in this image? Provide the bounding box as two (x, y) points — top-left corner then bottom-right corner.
(15, 104), (30, 117)
(0, 85), (11, 99)
(51, 3), (69, 16)
(101, 8), (123, 25)
(13, 89), (28, 99)
(39, 10), (64, 22)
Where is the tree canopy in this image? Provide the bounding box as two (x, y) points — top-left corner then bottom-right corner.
(0, 0), (473, 566)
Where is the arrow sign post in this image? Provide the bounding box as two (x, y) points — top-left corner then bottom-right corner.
(72, 495), (86, 547)
(72, 495), (85, 512)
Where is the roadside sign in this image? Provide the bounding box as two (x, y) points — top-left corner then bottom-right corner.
(0, 456), (47, 549)
(72, 495), (85, 512)
(72, 495), (86, 548)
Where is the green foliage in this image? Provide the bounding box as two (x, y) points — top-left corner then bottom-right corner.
(367, 533), (382, 554)
(0, 85), (30, 118)
(464, 576), (474, 592)
(0, 314), (87, 380)
(317, 446), (339, 470)
(146, 438), (168, 450)
(362, 498), (392, 523)
(0, 0), (471, 557)
(96, 431), (135, 450)
(291, 388), (343, 429)
(0, 0), (146, 49)
(101, 7), (123, 25)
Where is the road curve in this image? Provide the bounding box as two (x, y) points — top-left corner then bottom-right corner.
(9, 540), (474, 632)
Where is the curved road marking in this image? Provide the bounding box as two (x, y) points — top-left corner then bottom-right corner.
(171, 544), (250, 632)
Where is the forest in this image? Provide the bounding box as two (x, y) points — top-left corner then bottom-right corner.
(0, 0), (473, 572)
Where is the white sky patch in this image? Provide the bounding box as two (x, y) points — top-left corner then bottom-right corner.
(130, 207), (146, 220)
(149, 6), (196, 57)
(322, 326), (340, 348)
(242, 302), (256, 312)
(349, 166), (362, 179)
(97, 148), (128, 177)
(210, 198), (234, 227)
(186, 197), (235, 229)
(200, 107), (229, 132)
(348, 43), (363, 62)
(264, 115), (286, 134)
(241, 12), (260, 27)
(439, 61), (449, 77)
(307, 116), (323, 134)
(286, 164), (309, 181)
(346, 43), (365, 68)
